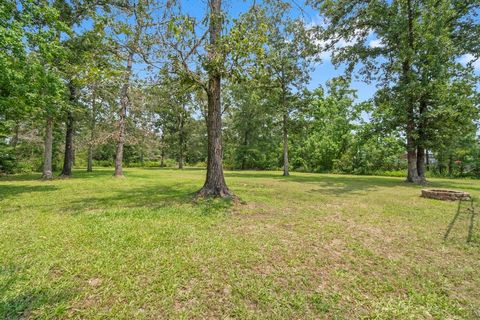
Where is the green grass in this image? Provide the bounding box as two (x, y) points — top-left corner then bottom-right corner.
(1, 168), (479, 319)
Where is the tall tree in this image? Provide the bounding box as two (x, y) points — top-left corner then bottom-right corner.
(240, 1), (316, 176)
(313, 0), (480, 183)
(167, 0), (244, 196)
(109, 0), (162, 177)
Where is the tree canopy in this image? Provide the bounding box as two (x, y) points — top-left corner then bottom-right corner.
(1, 0), (479, 194)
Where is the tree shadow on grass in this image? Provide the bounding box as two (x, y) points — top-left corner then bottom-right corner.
(0, 173), (45, 182)
(226, 171), (416, 197)
(0, 266), (74, 319)
(0, 288), (73, 319)
(0, 185), (58, 201)
(62, 183), (234, 216)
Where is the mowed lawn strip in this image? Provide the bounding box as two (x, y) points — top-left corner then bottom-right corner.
(1, 168), (479, 319)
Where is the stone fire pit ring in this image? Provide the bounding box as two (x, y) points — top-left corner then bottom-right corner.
(421, 189), (471, 201)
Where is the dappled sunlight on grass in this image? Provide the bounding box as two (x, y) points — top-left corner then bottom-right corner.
(1, 168), (479, 318)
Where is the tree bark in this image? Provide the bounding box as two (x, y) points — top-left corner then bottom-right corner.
(87, 85), (97, 172)
(241, 129), (248, 170)
(448, 155), (453, 176)
(60, 111), (74, 177)
(178, 113), (184, 169)
(425, 149), (430, 171)
(404, 0), (421, 183)
(282, 110), (289, 177)
(416, 99), (427, 182)
(10, 122), (19, 149)
(197, 0), (231, 197)
(416, 146), (426, 180)
(42, 115), (54, 180)
(114, 52), (133, 177)
(160, 132), (165, 167)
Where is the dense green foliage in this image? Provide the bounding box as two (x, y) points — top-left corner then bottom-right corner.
(0, 0), (478, 180)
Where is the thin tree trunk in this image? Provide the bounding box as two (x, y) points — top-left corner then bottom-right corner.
(60, 111), (74, 177)
(178, 113), (184, 169)
(42, 115), (54, 180)
(87, 145), (93, 172)
(160, 132), (165, 167)
(87, 85), (97, 172)
(241, 129), (248, 170)
(426, 149), (430, 171)
(114, 52), (133, 177)
(281, 86), (289, 177)
(197, 0), (231, 197)
(10, 122), (19, 149)
(282, 110), (289, 176)
(448, 156), (453, 176)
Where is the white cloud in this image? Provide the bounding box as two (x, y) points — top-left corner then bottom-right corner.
(369, 38), (384, 48)
(459, 54), (480, 71)
(304, 15), (372, 62)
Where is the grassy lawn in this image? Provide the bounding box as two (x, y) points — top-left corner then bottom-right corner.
(1, 168), (479, 319)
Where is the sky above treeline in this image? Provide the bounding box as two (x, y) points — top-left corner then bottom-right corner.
(91, 0), (479, 103)
(173, 0), (382, 101)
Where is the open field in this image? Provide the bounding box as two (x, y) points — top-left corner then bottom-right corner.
(1, 168), (479, 319)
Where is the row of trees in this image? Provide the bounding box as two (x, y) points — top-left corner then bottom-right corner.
(1, 0), (479, 197)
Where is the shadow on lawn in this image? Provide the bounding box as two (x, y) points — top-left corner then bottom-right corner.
(0, 288), (73, 319)
(0, 265), (74, 319)
(444, 198), (478, 244)
(63, 183), (232, 216)
(226, 171), (414, 196)
(0, 185), (58, 201)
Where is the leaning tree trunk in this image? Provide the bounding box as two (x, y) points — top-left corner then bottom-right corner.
(114, 53), (133, 177)
(60, 111), (74, 177)
(42, 115), (54, 180)
(196, 0), (231, 197)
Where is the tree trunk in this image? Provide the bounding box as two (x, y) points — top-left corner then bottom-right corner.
(87, 146), (93, 172)
(241, 129), (248, 170)
(114, 52), (133, 177)
(448, 155), (453, 176)
(42, 115), (54, 180)
(282, 110), (289, 176)
(416, 146), (426, 181)
(178, 114), (184, 169)
(87, 86), (97, 172)
(415, 95), (428, 182)
(10, 122), (19, 149)
(197, 0), (231, 197)
(60, 111), (74, 177)
(160, 132), (165, 167)
(404, 0), (421, 183)
(426, 149), (430, 171)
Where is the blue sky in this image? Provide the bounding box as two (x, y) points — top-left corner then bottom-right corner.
(176, 0), (379, 102)
(119, 0), (478, 103)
